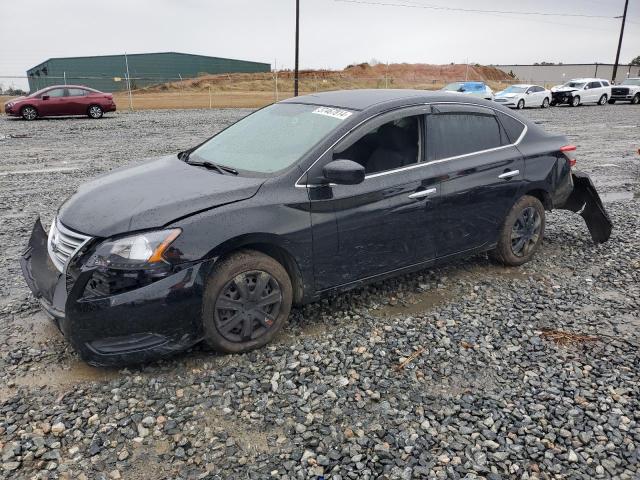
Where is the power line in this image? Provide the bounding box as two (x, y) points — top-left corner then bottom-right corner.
(334, 0), (619, 19)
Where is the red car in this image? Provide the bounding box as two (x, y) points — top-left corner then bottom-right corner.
(3, 85), (116, 120)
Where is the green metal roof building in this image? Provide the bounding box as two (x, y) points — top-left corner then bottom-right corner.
(26, 52), (271, 93)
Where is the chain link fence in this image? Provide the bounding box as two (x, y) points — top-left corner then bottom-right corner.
(0, 72), (529, 112)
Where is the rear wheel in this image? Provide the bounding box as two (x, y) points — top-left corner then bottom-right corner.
(88, 105), (103, 119)
(632, 94), (640, 105)
(570, 96), (580, 107)
(598, 94), (607, 105)
(202, 250), (292, 353)
(491, 195), (545, 267)
(541, 97), (550, 108)
(517, 99), (525, 109)
(21, 106), (38, 120)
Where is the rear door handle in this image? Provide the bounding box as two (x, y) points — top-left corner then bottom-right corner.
(498, 170), (520, 179)
(409, 187), (437, 199)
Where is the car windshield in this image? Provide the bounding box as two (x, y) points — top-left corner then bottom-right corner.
(502, 86), (527, 93)
(28, 87), (53, 97)
(190, 103), (352, 174)
(443, 82), (464, 91)
(621, 79), (640, 86)
(564, 82), (586, 89)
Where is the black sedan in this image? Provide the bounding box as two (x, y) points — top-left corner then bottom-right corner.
(21, 90), (612, 366)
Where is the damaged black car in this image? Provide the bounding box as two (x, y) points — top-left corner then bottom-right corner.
(21, 90), (613, 366)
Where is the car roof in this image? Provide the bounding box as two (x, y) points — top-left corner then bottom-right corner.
(281, 89), (497, 111)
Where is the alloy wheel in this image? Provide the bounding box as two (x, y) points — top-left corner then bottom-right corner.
(214, 270), (282, 343)
(89, 106), (103, 118)
(517, 99), (524, 109)
(598, 95), (607, 105)
(22, 107), (37, 120)
(510, 207), (541, 257)
(542, 98), (549, 108)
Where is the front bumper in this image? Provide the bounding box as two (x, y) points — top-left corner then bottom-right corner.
(494, 98), (517, 107)
(558, 171), (613, 244)
(20, 218), (208, 366)
(551, 92), (574, 104)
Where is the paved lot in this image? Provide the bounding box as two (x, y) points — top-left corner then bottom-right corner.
(0, 104), (639, 479)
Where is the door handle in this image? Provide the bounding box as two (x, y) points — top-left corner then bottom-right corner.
(408, 187), (437, 199)
(498, 170), (520, 179)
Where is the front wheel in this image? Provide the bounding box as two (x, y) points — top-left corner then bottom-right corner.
(570, 96), (580, 107)
(598, 94), (607, 105)
(202, 250), (292, 353)
(608, 99), (616, 104)
(21, 106), (38, 120)
(541, 97), (550, 108)
(631, 94), (640, 105)
(491, 195), (545, 267)
(517, 99), (525, 110)
(88, 105), (103, 119)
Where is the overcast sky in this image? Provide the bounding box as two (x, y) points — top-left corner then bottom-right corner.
(1, 0), (639, 90)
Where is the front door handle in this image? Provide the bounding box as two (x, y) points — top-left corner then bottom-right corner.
(498, 169), (520, 179)
(408, 187), (437, 199)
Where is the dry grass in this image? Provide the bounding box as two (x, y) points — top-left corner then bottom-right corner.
(540, 329), (600, 346)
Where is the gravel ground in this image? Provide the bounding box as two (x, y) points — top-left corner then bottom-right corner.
(0, 105), (639, 479)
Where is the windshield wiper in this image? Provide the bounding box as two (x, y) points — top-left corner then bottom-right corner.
(186, 158), (238, 175)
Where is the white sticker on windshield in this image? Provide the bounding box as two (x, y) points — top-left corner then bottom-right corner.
(311, 106), (352, 120)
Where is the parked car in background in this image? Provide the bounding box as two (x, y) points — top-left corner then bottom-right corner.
(20, 90), (612, 366)
(609, 78), (640, 104)
(494, 84), (551, 109)
(3, 85), (116, 120)
(441, 81), (494, 100)
(550, 78), (611, 107)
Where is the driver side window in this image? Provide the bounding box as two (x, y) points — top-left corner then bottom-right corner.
(333, 114), (422, 175)
(44, 88), (65, 98)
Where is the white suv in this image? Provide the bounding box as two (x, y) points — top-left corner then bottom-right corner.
(550, 78), (612, 107)
(610, 78), (640, 104)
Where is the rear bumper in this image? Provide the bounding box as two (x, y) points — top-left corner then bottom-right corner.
(557, 170), (613, 244)
(21, 218), (207, 366)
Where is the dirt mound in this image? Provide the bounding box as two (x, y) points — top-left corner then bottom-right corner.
(137, 63), (513, 94)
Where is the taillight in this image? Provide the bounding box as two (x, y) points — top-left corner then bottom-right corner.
(560, 144), (577, 168)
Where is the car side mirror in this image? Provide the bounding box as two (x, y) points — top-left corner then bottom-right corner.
(42, 95), (50, 100)
(526, 91), (531, 95)
(323, 159), (365, 185)
(584, 86), (589, 90)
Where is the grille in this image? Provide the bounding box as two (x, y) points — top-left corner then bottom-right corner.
(47, 218), (92, 272)
(612, 87), (629, 96)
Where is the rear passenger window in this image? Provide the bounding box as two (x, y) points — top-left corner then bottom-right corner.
(67, 88), (86, 97)
(496, 111), (526, 144)
(588, 81), (601, 89)
(601, 80), (610, 86)
(429, 112), (503, 160)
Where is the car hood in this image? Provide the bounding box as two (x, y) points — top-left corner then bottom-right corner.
(5, 96), (26, 104)
(552, 86), (578, 93)
(59, 155), (266, 238)
(497, 93), (517, 98)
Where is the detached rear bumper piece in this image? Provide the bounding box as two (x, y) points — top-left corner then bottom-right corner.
(558, 170), (613, 244)
(20, 217), (207, 366)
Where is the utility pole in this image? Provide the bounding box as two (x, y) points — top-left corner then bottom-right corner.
(612, 0), (629, 84)
(124, 52), (133, 111)
(294, 0), (300, 96)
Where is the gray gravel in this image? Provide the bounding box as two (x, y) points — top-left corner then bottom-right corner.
(1, 104), (639, 479)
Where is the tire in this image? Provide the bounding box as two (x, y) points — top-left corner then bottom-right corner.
(20, 106), (38, 121)
(608, 99), (616, 104)
(598, 94), (607, 105)
(550, 100), (557, 107)
(491, 195), (545, 267)
(541, 97), (550, 108)
(570, 96), (580, 107)
(517, 99), (525, 110)
(202, 249), (292, 353)
(632, 94), (640, 105)
(88, 105), (103, 119)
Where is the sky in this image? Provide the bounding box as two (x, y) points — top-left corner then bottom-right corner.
(1, 0), (639, 90)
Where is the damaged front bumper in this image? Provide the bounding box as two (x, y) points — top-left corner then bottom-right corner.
(20, 218), (208, 366)
(558, 170), (613, 244)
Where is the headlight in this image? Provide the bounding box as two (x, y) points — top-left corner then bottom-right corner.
(85, 229), (181, 270)
(6, 102), (14, 108)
